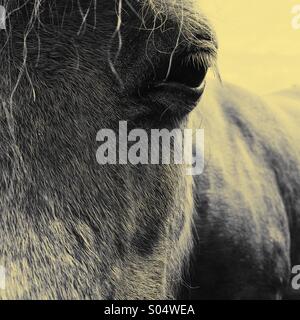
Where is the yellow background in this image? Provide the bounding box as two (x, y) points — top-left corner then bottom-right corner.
(199, 0), (300, 94)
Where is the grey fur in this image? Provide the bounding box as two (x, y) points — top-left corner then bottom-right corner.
(0, 1), (299, 300)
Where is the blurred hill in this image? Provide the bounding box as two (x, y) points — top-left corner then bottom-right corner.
(269, 85), (300, 100)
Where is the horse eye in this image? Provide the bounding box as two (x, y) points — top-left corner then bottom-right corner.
(165, 53), (208, 89)
(152, 50), (209, 91)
